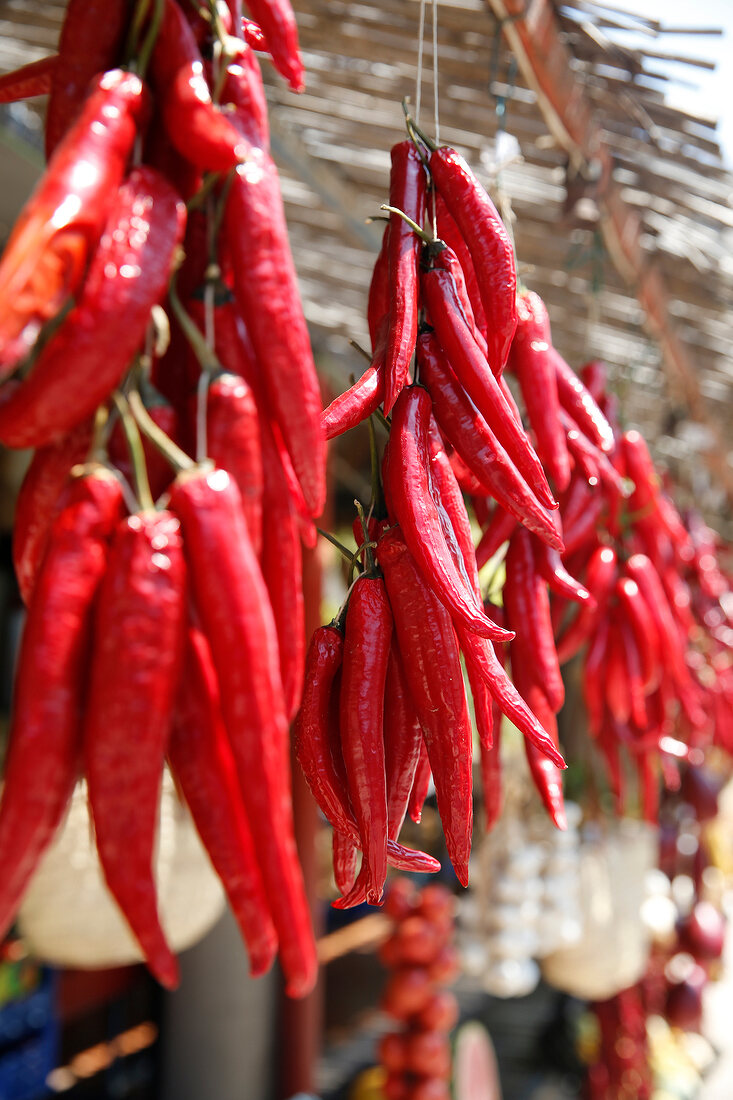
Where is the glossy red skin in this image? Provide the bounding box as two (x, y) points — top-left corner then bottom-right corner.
(222, 44), (270, 149)
(604, 616), (632, 727)
(376, 526), (473, 886)
(384, 647), (424, 841)
(239, 0), (305, 92)
(368, 225), (391, 349)
(202, 373), (264, 559)
(85, 509), (186, 990)
(619, 614), (648, 730)
(163, 62), (247, 172)
(383, 387), (510, 640)
(448, 447), (488, 497)
(422, 271), (555, 510)
(259, 422), (305, 719)
(426, 424), (484, 607)
(533, 538), (592, 605)
(582, 616), (611, 738)
(222, 149), (326, 517)
(429, 147), (517, 373)
(625, 554), (693, 691)
(505, 528), (565, 713)
(0, 167), (186, 449)
(0, 55), (57, 103)
(108, 404), (178, 504)
(434, 192), (488, 340)
(168, 628), (278, 976)
(616, 577), (660, 694)
(332, 830), (358, 897)
(430, 246), (483, 353)
(383, 142), (427, 413)
(294, 624), (439, 879)
(479, 690), (503, 829)
(12, 420), (93, 605)
(170, 467), (316, 997)
(551, 347), (614, 453)
(45, 0), (129, 155)
(417, 333), (562, 550)
(459, 627), (566, 768)
(0, 71), (147, 374)
(511, 659), (566, 829)
(339, 576), (392, 903)
(408, 740), (431, 825)
(150, 0), (208, 85)
(559, 409), (625, 496)
(0, 471), (123, 940)
(509, 291), (571, 492)
(556, 546), (617, 664)
(321, 356), (385, 440)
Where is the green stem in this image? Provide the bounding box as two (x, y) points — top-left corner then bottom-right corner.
(128, 390), (195, 473)
(124, 0), (152, 67)
(112, 393), (155, 511)
(402, 104), (438, 153)
(186, 172), (223, 213)
(380, 203), (435, 245)
(88, 405), (110, 465)
(354, 500), (375, 574)
(168, 276), (222, 373)
(134, 0), (164, 79)
(316, 527), (356, 563)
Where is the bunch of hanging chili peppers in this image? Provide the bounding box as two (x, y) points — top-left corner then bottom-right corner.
(0, 0), (324, 997)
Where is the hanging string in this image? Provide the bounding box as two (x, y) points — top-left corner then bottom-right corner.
(431, 0), (440, 236)
(415, 0), (427, 127)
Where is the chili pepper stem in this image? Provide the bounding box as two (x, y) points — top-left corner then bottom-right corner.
(401, 101), (438, 153)
(112, 393), (155, 512)
(316, 527), (357, 563)
(349, 339), (372, 363)
(133, 0), (165, 79)
(354, 499), (376, 574)
(88, 405), (110, 465)
(128, 390), (195, 473)
(380, 204), (434, 245)
(168, 276), (222, 374)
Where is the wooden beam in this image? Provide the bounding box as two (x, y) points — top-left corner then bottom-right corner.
(485, 0), (733, 499)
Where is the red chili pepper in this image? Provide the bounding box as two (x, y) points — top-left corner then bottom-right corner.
(241, 16), (268, 51)
(339, 575), (392, 903)
(45, 0), (130, 156)
(508, 291), (571, 492)
(384, 646), (423, 841)
(431, 244), (484, 353)
(368, 225), (391, 349)
(382, 386), (509, 640)
(559, 410), (625, 496)
(0, 468), (123, 940)
(321, 361), (385, 440)
(582, 616), (611, 737)
(221, 42), (270, 149)
(12, 420), (93, 605)
(202, 373), (264, 558)
(169, 466), (316, 997)
(416, 333), (562, 550)
(383, 142), (427, 413)
(332, 831), (359, 897)
(447, 443), (489, 497)
(511, 660), (566, 829)
(108, 402), (179, 503)
(615, 576), (661, 693)
(429, 147), (517, 374)
(625, 554), (693, 692)
(458, 627), (566, 768)
(293, 624), (440, 875)
(0, 70), (147, 374)
(240, 0), (305, 93)
(222, 148), (326, 517)
(556, 545), (617, 664)
(0, 55), (57, 104)
(427, 420), (482, 602)
(533, 538), (593, 605)
(479, 718), (502, 830)
(164, 63), (247, 172)
(85, 509), (186, 989)
(618, 615), (648, 731)
(376, 526), (473, 886)
(561, 492), (604, 558)
(408, 741), (431, 825)
(169, 627), (278, 976)
(504, 528), (565, 714)
(421, 269), (556, 510)
(551, 347), (614, 453)
(434, 191), (488, 341)
(604, 615), (632, 727)
(259, 421), (305, 720)
(0, 167), (186, 449)
(475, 506), (517, 570)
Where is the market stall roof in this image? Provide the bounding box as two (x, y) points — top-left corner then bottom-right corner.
(1, 0), (732, 532)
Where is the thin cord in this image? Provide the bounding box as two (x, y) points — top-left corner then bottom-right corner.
(415, 0), (427, 127)
(431, 0), (440, 235)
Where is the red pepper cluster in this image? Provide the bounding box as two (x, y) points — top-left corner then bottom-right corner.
(584, 986), (652, 1100)
(378, 879), (459, 1100)
(0, 0), (324, 998)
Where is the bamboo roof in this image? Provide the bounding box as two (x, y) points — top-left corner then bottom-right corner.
(1, 0), (731, 532)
